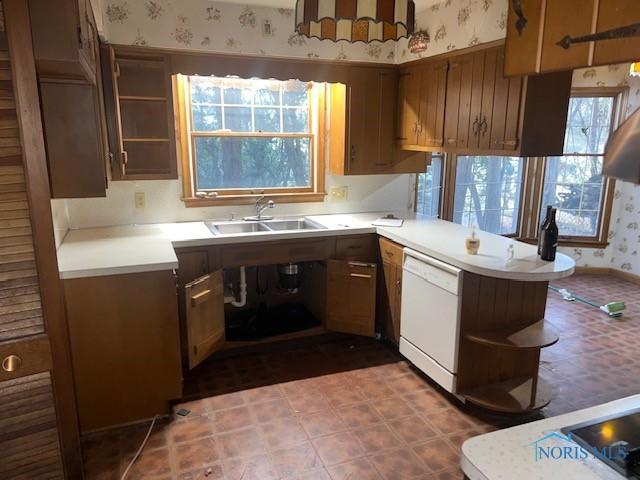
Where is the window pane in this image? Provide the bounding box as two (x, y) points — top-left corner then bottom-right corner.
(254, 107), (280, 132)
(253, 82), (280, 105)
(283, 82), (308, 107)
(540, 155), (604, 237)
(564, 96), (614, 154)
(283, 108), (308, 133)
(192, 105), (222, 131)
(452, 156), (524, 235)
(416, 155), (442, 218)
(223, 86), (252, 105)
(194, 136), (311, 190)
(190, 78), (221, 104)
(224, 107), (252, 132)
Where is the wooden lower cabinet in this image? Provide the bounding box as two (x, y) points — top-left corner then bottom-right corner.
(63, 270), (182, 431)
(326, 260), (377, 337)
(377, 237), (404, 344)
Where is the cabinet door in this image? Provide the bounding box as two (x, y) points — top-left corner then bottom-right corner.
(540, 0), (596, 72)
(593, 0), (640, 66)
(40, 81), (107, 198)
(379, 259), (401, 344)
(185, 271), (225, 369)
(504, 0), (545, 76)
(398, 68), (420, 146)
(489, 50), (523, 151)
(444, 54), (474, 149)
(417, 61), (447, 148)
(466, 52), (486, 150)
(326, 260), (377, 337)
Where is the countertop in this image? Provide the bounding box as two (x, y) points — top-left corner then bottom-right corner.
(56, 212), (575, 281)
(461, 394), (639, 479)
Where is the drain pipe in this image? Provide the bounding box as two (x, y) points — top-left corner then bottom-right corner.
(226, 266), (247, 308)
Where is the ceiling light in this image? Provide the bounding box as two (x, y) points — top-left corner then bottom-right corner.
(294, 0), (415, 43)
(408, 30), (430, 54)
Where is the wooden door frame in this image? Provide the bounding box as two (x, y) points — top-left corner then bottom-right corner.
(4, 0), (83, 477)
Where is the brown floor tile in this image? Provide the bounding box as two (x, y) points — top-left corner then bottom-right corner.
(287, 467), (332, 479)
(167, 416), (213, 444)
(299, 410), (347, 438)
(327, 457), (383, 480)
(404, 389), (450, 413)
(324, 386), (367, 408)
(205, 391), (246, 412)
(352, 423), (402, 453)
(336, 402), (382, 429)
(386, 373), (428, 394)
(271, 441), (322, 478)
(369, 448), (428, 479)
(373, 396), (415, 420)
(243, 384), (283, 404)
(173, 437), (219, 472)
(224, 454), (279, 480)
(287, 393), (332, 415)
(176, 463), (225, 480)
(312, 431), (365, 466)
(216, 427), (267, 459)
(260, 417), (309, 451)
(388, 415), (438, 445)
(427, 409), (476, 435)
(211, 405), (254, 433)
(413, 438), (459, 473)
(124, 447), (171, 479)
(250, 398), (294, 423)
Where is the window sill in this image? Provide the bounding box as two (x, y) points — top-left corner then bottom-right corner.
(519, 237), (610, 250)
(182, 192), (326, 208)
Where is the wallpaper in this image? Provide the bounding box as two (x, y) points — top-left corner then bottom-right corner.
(395, 0), (508, 63)
(102, 0), (396, 62)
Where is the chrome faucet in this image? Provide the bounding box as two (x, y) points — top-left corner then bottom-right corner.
(243, 195), (274, 221)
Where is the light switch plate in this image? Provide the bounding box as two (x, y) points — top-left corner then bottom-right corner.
(134, 192), (145, 208)
(330, 186), (348, 201)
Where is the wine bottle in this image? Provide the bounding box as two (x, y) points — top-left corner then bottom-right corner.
(538, 205), (553, 255)
(540, 208), (559, 261)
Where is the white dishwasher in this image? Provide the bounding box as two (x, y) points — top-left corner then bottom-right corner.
(399, 248), (462, 394)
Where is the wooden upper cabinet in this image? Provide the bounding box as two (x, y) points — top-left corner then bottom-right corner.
(329, 67), (428, 175)
(326, 260), (377, 337)
(505, 0), (640, 76)
(28, 0), (97, 82)
(444, 53), (476, 150)
(398, 60), (448, 150)
(33, 0), (109, 198)
(184, 271), (225, 369)
(101, 46), (178, 180)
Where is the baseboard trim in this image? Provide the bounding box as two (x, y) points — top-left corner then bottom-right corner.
(574, 267), (640, 285)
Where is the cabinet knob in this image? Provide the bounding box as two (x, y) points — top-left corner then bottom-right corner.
(472, 117), (480, 136)
(2, 354), (21, 372)
(350, 145), (356, 161)
(446, 138), (457, 145)
(480, 117), (488, 136)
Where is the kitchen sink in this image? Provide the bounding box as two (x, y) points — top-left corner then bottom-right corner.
(206, 218), (325, 236)
(208, 221), (271, 235)
(262, 219), (324, 231)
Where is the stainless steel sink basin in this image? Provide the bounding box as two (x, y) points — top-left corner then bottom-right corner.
(208, 221), (271, 235)
(206, 217), (325, 236)
(262, 219), (324, 231)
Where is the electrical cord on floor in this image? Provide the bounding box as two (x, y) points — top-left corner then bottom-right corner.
(120, 414), (159, 480)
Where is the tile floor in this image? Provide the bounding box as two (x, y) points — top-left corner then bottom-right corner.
(82, 274), (640, 480)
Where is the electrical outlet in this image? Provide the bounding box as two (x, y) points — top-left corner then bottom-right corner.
(330, 186), (348, 201)
(134, 192), (145, 209)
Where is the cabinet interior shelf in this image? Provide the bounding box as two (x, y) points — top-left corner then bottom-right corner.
(464, 320), (558, 350)
(119, 95), (167, 102)
(461, 376), (552, 414)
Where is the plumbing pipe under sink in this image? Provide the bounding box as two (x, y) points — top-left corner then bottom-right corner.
(224, 266), (247, 308)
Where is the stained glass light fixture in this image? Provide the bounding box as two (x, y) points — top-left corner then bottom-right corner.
(295, 0), (415, 43)
(630, 62), (640, 77)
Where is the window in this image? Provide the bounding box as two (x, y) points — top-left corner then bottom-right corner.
(539, 94), (616, 238)
(452, 156), (524, 235)
(415, 154), (443, 218)
(177, 75), (325, 205)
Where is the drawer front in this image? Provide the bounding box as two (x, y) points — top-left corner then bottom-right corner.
(335, 235), (377, 261)
(222, 239), (332, 268)
(378, 237), (404, 266)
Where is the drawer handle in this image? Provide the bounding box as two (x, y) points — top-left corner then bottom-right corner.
(191, 289), (211, 306)
(384, 249), (394, 257)
(350, 273), (372, 279)
(2, 354), (21, 372)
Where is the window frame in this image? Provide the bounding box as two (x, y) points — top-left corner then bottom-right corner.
(525, 87), (625, 248)
(175, 75), (326, 207)
(414, 153), (445, 218)
(427, 87), (626, 247)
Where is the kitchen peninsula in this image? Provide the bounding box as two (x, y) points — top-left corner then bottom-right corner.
(57, 213), (574, 429)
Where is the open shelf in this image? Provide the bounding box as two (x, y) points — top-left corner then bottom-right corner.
(464, 320), (558, 350)
(462, 376), (552, 413)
